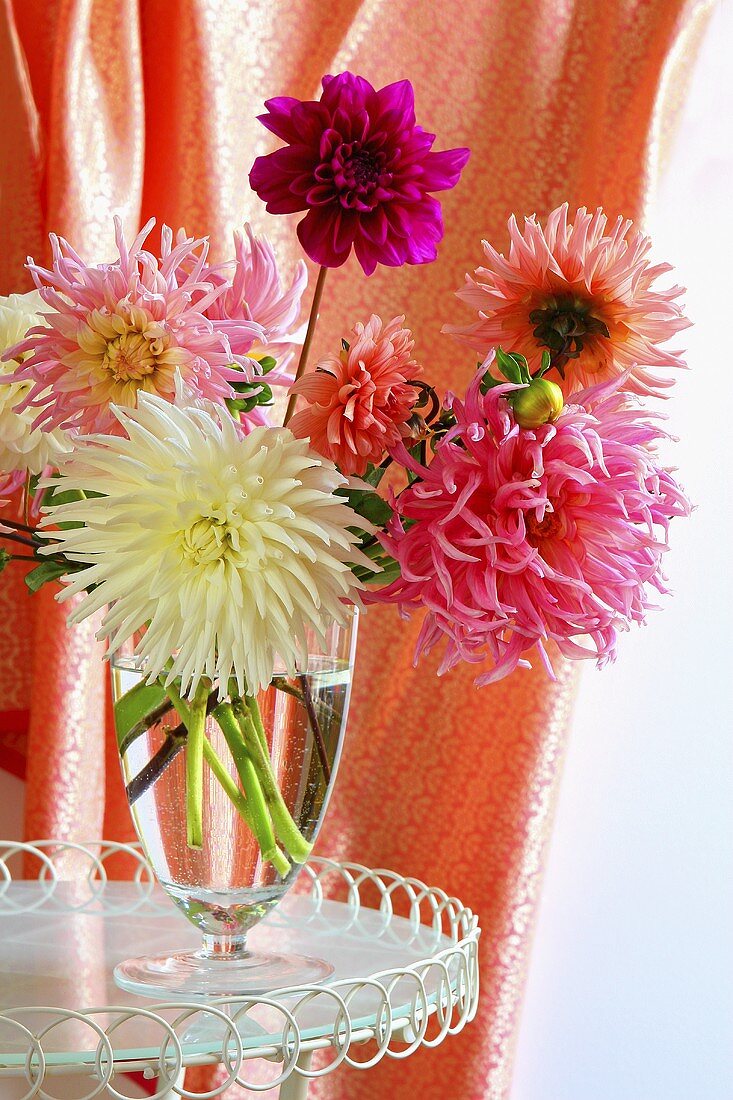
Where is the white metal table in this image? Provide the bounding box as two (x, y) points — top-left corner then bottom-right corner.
(0, 842), (480, 1098)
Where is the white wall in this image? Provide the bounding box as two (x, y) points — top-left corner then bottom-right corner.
(513, 4), (733, 1098)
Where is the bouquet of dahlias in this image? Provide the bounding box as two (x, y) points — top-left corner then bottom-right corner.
(0, 73), (690, 876)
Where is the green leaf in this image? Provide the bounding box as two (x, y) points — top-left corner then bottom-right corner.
(23, 559), (67, 593)
(0, 548), (11, 574)
(226, 395), (258, 415)
(362, 463), (388, 489)
(257, 356), (278, 374)
(346, 489), (393, 527)
(114, 680), (168, 752)
(534, 349), (553, 378)
(42, 482), (103, 530)
(480, 371), (503, 394)
(495, 348), (525, 385)
(352, 555), (401, 586)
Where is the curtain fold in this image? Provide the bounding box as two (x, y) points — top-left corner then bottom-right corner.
(0, 1), (710, 1095)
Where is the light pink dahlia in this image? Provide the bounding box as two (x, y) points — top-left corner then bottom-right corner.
(369, 368), (690, 685)
(3, 219), (265, 434)
(445, 204), (690, 397)
(289, 315), (421, 476)
(203, 224), (307, 427)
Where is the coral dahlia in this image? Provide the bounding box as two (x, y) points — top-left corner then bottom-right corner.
(289, 314), (421, 475)
(369, 368), (690, 684)
(4, 219), (265, 434)
(250, 73), (470, 275)
(445, 204), (690, 396)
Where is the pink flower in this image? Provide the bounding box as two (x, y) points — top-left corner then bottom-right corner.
(0, 472), (22, 501)
(3, 219), (265, 434)
(203, 225), (307, 428)
(445, 204), (690, 397)
(369, 367), (690, 684)
(289, 315), (421, 475)
(250, 73), (469, 275)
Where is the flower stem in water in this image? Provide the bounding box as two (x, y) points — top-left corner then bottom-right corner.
(234, 696), (313, 864)
(185, 682), (210, 850)
(212, 701), (290, 877)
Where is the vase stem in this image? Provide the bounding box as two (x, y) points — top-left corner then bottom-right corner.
(201, 933), (248, 960)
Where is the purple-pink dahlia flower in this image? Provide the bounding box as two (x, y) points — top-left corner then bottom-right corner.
(369, 368), (690, 685)
(249, 73), (470, 275)
(3, 219), (265, 435)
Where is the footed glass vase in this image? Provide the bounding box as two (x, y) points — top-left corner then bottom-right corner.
(111, 613), (357, 997)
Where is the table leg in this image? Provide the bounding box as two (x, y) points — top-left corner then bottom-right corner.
(153, 1065), (187, 1098)
(279, 1051), (313, 1100)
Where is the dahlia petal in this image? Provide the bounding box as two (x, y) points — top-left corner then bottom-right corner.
(296, 210), (350, 268)
(419, 147), (471, 189)
(8, 220), (271, 433)
(257, 96), (308, 140)
(375, 79), (417, 128)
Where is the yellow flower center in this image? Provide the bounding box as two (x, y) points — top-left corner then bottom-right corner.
(103, 330), (166, 382)
(73, 306), (184, 403)
(181, 517), (233, 566)
(177, 493), (280, 574)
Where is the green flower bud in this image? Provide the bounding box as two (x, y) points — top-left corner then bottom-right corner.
(510, 377), (564, 429)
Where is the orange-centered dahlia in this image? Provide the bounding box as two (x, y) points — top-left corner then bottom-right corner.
(445, 204), (690, 397)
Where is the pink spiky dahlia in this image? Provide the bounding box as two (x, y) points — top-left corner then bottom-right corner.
(3, 219), (265, 434)
(445, 204), (690, 397)
(369, 368), (690, 685)
(205, 224), (307, 375)
(289, 315), (421, 475)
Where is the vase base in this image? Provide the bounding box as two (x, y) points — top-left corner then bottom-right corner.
(113, 948), (334, 999)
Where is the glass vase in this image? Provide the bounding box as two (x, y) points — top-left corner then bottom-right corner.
(110, 612), (357, 997)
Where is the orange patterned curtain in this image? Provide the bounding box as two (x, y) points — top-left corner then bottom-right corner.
(0, 1), (710, 1096)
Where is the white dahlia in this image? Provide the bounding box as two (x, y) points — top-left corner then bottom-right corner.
(0, 291), (68, 481)
(40, 393), (371, 693)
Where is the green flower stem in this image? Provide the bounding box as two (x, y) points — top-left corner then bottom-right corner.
(284, 264), (328, 426)
(162, 679), (191, 725)
(233, 696), (312, 865)
(212, 702), (290, 877)
(185, 682), (210, 850)
(245, 693), (269, 753)
(270, 676), (303, 702)
(201, 738), (256, 831)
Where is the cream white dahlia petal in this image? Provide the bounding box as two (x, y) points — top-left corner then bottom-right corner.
(0, 292), (69, 478)
(39, 394), (370, 693)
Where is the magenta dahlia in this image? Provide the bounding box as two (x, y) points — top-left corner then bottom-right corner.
(3, 219), (265, 434)
(249, 73), (470, 275)
(369, 368), (690, 684)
